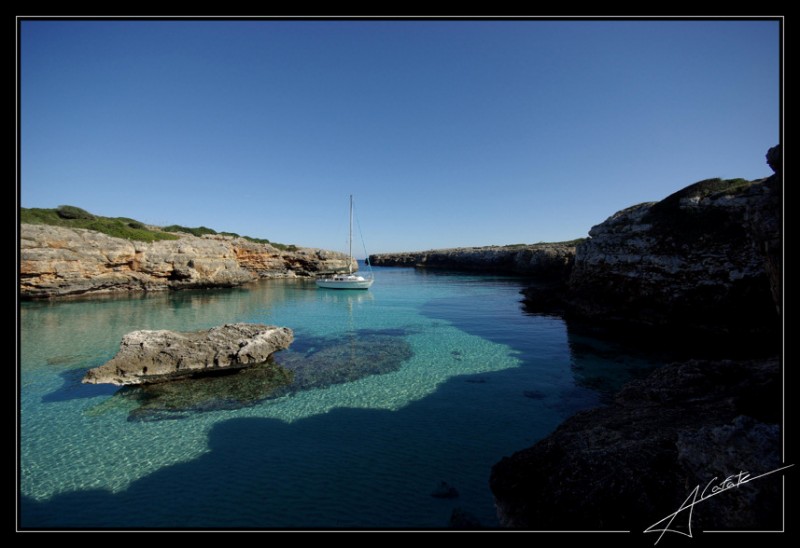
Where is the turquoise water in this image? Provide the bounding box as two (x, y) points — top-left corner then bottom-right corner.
(19, 266), (662, 529)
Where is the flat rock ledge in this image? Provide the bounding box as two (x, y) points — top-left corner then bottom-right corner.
(82, 323), (294, 385)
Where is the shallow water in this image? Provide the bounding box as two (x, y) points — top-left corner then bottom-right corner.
(19, 266), (663, 528)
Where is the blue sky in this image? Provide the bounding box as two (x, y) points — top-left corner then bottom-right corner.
(19, 19), (780, 255)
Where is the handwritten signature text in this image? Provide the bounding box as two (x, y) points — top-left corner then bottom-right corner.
(643, 463), (793, 545)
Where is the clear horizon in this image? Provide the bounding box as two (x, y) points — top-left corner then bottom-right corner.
(19, 18), (780, 255)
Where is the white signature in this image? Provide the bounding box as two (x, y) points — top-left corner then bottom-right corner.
(644, 463), (793, 545)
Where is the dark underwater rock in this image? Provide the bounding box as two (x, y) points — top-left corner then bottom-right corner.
(489, 358), (782, 531)
(122, 360), (295, 421)
(116, 330), (414, 421)
(449, 508), (481, 529)
(273, 331), (414, 391)
(431, 481), (460, 499)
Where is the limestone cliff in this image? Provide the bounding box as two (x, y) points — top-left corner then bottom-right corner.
(522, 164), (780, 340)
(562, 175), (780, 336)
(494, 147), (783, 531)
(20, 224), (354, 299)
(370, 243), (577, 278)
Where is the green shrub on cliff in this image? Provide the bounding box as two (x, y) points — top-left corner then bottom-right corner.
(162, 225), (218, 237)
(20, 208), (62, 225)
(84, 219), (179, 242)
(652, 178), (753, 214)
(56, 205), (96, 220)
(270, 242), (298, 252)
(20, 207), (178, 242)
(243, 235), (271, 245)
(553, 238), (587, 247)
(528, 238), (587, 247)
(21, 206), (297, 249)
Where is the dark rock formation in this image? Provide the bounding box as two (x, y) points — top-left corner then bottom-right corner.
(82, 323), (294, 385)
(563, 176), (779, 337)
(522, 159), (780, 343)
(449, 508), (481, 529)
(497, 147), (783, 532)
(273, 331), (414, 391)
(431, 481), (460, 499)
(20, 224), (355, 299)
(370, 243), (577, 278)
(747, 147), (781, 314)
(120, 360), (295, 420)
(490, 358), (783, 531)
(766, 144), (781, 173)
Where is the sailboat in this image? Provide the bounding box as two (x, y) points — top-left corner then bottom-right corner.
(315, 195), (374, 290)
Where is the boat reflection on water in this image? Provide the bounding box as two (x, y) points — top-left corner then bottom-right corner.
(317, 290), (375, 305)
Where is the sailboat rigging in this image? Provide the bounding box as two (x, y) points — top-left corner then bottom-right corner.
(315, 195), (374, 290)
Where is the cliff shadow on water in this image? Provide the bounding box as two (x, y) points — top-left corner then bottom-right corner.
(418, 273), (683, 403)
(490, 147), (783, 533)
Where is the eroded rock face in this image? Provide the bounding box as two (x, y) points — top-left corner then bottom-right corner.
(370, 243), (576, 278)
(523, 175), (780, 337)
(489, 358), (782, 531)
(19, 225), (354, 298)
(82, 323), (294, 385)
(500, 149), (783, 532)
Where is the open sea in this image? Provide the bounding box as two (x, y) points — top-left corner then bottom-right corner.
(19, 265), (666, 529)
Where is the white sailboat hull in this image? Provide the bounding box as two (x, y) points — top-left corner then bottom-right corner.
(316, 194), (374, 290)
(315, 275), (374, 290)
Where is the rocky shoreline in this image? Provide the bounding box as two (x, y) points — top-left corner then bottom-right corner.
(490, 357), (782, 531)
(488, 146), (783, 531)
(369, 242), (577, 278)
(523, 173), (780, 339)
(20, 225), (355, 299)
(18, 145), (783, 531)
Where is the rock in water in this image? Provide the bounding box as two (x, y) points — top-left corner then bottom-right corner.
(449, 508), (481, 529)
(431, 481), (460, 499)
(82, 323), (293, 385)
(489, 358), (782, 530)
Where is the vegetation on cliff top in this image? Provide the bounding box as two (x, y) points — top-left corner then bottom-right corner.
(162, 224), (297, 251)
(20, 205), (295, 249)
(500, 238), (586, 248)
(654, 177), (753, 210)
(21, 206), (179, 242)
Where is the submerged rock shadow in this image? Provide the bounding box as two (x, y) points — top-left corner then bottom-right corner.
(21, 312), (617, 529)
(88, 329), (415, 422)
(42, 368), (118, 403)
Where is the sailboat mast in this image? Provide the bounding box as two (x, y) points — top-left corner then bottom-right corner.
(348, 194), (353, 274)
